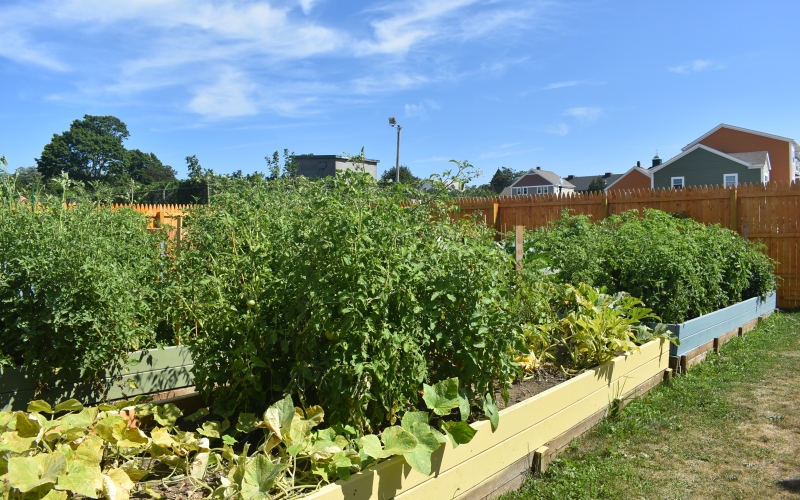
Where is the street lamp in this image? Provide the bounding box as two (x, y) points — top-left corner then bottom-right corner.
(558, 178), (564, 194)
(388, 117), (402, 183)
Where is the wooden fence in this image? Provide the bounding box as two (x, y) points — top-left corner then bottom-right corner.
(456, 181), (800, 309)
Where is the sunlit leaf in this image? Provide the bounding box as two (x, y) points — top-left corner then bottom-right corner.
(152, 404), (182, 428)
(358, 434), (390, 459)
(55, 460), (103, 497)
(441, 420), (477, 448)
(241, 455), (286, 500)
(27, 400), (53, 414)
(381, 426), (418, 454)
(54, 399), (84, 413)
(422, 378), (462, 416)
(263, 396), (294, 441)
(102, 468), (134, 500)
(236, 413), (260, 434)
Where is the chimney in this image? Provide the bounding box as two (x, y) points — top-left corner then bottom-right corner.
(567, 174), (574, 180)
(652, 154), (662, 167)
(637, 161), (641, 169)
(536, 166), (541, 170)
(604, 172), (612, 177)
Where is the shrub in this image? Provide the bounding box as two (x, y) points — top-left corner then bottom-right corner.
(524, 209), (776, 323)
(0, 174), (169, 381)
(168, 171), (519, 432)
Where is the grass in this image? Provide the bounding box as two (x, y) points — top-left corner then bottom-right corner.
(502, 311), (800, 500)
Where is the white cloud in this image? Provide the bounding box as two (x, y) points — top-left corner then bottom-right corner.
(544, 123), (569, 135)
(298, 0), (321, 14)
(404, 99), (440, 118)
(563, 107), (602, 122)
(668, 59), (722, 74)
(0, 0), (551, 120)
(188, 70), (259, 119)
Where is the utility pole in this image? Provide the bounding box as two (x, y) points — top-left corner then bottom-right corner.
(389, 117), (402, 183)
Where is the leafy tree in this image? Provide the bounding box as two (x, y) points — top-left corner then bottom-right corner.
(13, 167), (43, 190)
(124, 149), (177, 185)
(379, 165), (420, 186)
(489, 167), (522, 194)
(36, 115), (130, 182)
(587, 177), (607, 193)
(264, 149), (298, 179)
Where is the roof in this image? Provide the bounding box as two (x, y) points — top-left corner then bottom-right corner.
(728, 151), (771, 169)
(650, 144), (768, 174)
(568, 173), (624, 192)
(605, 166), (652, 190)
(510, 168), (575, 188)
(682, 124), (799, 151)
(295, 154), (380, 163)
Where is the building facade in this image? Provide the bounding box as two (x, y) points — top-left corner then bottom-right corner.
(295, 155), (379, 180)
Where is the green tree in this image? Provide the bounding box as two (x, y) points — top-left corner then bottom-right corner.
(379, 165), (420, 186)
(587, 177), (607, 193)
(489, 167), (521, 194)
(36, 115), (130, 182)
(12, 167), (43, 190)
(124, 149), (177, 185)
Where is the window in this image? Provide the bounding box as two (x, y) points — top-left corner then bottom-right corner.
(724, 174), (738, 187)
(671, 177), (684, 189)
(513, 187), (529, 195)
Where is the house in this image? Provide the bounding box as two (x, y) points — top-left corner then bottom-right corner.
(605, 160), (653, 193)
(295, 155), (379, 180)
(501, 166), (575, 196)
(564, 172), (623, 193)
(683, 124), (799, 183)
(649, 144), (771, 189)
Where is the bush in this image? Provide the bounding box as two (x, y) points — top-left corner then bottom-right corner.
(0, 174), (169, 381)
(524, 210), (776, 323)
(168, 171), (519, 432)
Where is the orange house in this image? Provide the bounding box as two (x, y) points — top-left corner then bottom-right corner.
(605, 165), (652, 192)
(683, 124), (799, 183)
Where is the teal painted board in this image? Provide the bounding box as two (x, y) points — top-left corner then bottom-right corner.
(653, 147), (763, 189)
(0, 345), (195, 411)
(664, 293), (776, 357)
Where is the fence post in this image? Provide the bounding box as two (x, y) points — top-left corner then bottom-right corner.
(601, 196), (609, 220)
(176, 215), (183, 255)
(515, 225), (523, 270)
(729, 188), (737, 232)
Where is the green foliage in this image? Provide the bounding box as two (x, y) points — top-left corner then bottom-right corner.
(167, 167), (519, 432)
(1, 378), (486, 499)
(587, 177), (607, 193)
(0, 174), (169, 380)
(489, 167), (522, 194)
(515, 282), (674, 375)
(378, 165), (420, 187)
(524, 210), (776, 323)
(36, 115), (130, 182)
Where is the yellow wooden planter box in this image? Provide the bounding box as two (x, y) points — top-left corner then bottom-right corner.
(304, 339), (670, 500)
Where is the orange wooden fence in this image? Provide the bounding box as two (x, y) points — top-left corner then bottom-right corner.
(456, 182), (800, 309)
(112, 204), (192, 229)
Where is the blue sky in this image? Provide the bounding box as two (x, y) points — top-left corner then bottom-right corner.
(1, 0), (799, 184)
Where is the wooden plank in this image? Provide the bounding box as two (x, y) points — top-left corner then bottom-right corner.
(305, 341), (668, 500)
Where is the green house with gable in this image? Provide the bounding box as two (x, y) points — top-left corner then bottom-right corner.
(650, 144), (771, 189)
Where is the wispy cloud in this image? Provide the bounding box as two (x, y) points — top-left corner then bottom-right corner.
(541, 79), (591, 90)
(404, 99), (440, 118)
(543, 123), (569, 135)
(563, 106), (602, 122)
(0, 0), (553, 120)
(668, 59), (723, 74)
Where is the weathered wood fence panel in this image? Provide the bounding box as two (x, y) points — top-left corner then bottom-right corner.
(456, 181), (800, 309)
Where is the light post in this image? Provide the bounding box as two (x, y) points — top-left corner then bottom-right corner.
(558, 178), (563, 194)
(388, 117), (402, 183)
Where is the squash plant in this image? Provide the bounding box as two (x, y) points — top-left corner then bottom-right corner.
(0, 378), (493, 499)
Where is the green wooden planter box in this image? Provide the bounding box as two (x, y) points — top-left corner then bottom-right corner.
(0, 345), (194, 411)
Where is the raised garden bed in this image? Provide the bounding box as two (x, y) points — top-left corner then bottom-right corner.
(302, 338), (670, 500)
(663, 292), (777, 373)
(0, 345), (194, 411)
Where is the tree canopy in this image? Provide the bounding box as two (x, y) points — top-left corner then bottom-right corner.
(36, 115), (175, 186)
(489, 167), (522, 194)
(587, 177), (607, 193)
(379, 165), (420, 186)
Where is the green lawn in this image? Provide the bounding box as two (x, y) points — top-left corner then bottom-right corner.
(503, 311), (800, 500)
